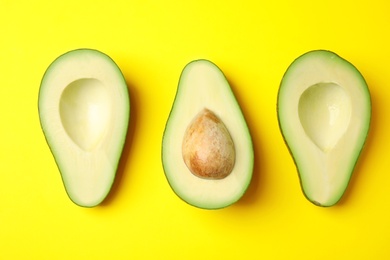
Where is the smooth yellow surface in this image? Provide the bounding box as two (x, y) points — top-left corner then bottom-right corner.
(1, 0), (389, 259)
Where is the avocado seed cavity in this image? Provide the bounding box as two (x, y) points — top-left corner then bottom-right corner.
(298, 82), (351, 152)
(182, 108), (235, 179)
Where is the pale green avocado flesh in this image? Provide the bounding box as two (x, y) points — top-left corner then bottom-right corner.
(38, 49), (130, 207)
(162, 60), (254, 209)
(278, 50), (371, 207)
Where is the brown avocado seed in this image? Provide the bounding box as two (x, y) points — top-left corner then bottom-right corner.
(182, 108), (235, 179)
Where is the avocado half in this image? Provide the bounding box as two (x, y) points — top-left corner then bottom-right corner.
(38, 49), (130, 207)
(277, 50), (371, 207)
(162, 60), (254, 209)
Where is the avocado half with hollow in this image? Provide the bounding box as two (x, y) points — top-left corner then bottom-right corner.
(277, 50), (371, 207)
(162, 60), (254, 209)
(38, 49), (130, 207)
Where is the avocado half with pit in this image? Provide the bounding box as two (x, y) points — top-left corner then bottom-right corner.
(162, 60), (254, 209)
(277, 50), (371, 207)
(38, 49), (130, 207)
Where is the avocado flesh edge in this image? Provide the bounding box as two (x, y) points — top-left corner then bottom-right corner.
(162, 60), (254, 209)
(278, 50), (371, 206)
(38, 49), (130, 207)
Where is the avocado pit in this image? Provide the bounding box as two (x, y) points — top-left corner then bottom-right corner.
(182, 108), (235, 179)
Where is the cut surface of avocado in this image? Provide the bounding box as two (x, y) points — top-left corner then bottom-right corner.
(162, 60), (253, 209)
(38, 49), (130, 207)
(277, 50), (371, 207)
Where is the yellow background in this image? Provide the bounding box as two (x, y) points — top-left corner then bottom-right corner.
(1, 0), (389, 259)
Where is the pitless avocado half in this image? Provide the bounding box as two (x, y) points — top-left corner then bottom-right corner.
(278, 50), (371, 207)
(39, 49), (130, 207)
